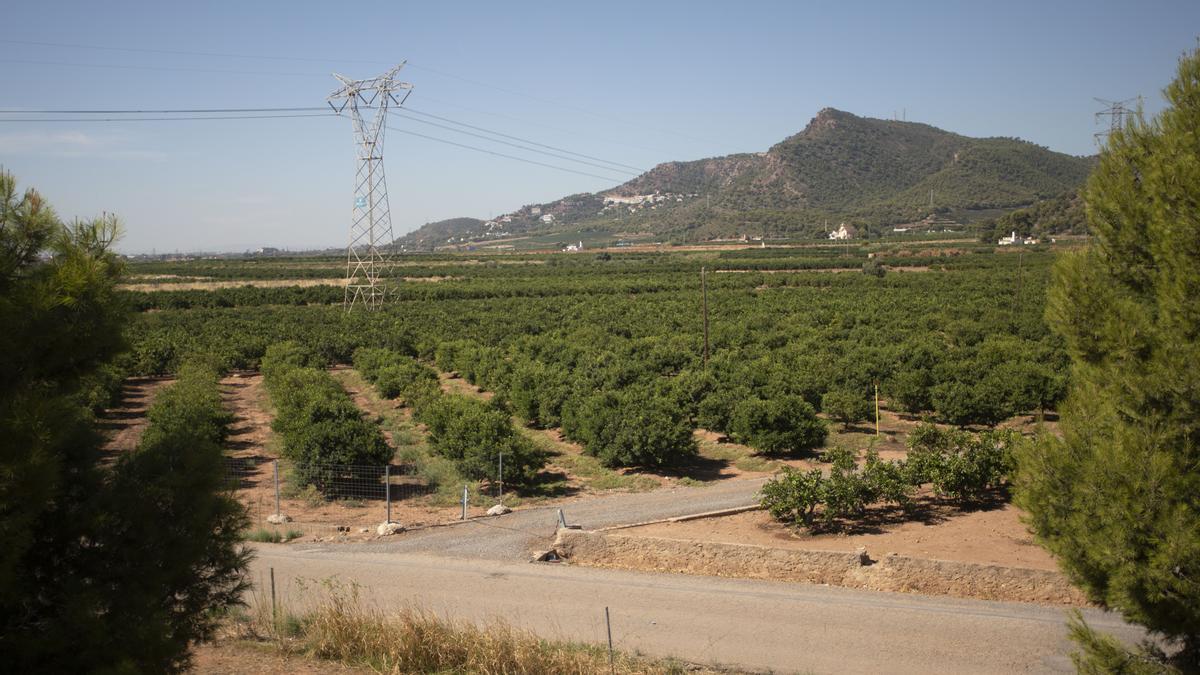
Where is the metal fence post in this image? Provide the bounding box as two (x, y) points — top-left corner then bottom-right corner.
(605, 606), (615, 674)
(385, 464), (392, 523)
(273, 460), (280, 517)
(461, 484), (468, 520)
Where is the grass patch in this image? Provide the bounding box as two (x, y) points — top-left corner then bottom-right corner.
(544, 441), (657, 492)
(245, 527), (303, 543)
(698, 435), (782, 474)
(233, 579), (706, 674)
(734, 455), (781, 473)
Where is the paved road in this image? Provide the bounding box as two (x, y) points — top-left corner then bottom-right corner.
(251, 546), (1146, 674)
(305, 476), (770, 561)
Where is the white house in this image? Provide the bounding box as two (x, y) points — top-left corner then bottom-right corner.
(998, 231), (1039, 246)
(540, 213), (555, 224)
(829, 223), (857, 240)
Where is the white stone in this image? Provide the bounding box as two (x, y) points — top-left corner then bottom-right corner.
(266, 514), (291, 524)
(376, 521), (405, 536)
(487, 504), (512, 516)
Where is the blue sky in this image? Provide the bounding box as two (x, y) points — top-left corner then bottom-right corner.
(1, 1), (1196, 253)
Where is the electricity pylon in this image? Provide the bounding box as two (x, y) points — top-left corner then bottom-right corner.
(328, 63), (413, 310)
(1094, 96), (1142, 146)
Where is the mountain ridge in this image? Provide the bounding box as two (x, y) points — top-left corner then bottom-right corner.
(400, 108), (1093, 248)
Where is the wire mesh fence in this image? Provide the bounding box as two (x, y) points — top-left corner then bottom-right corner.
(222, 456), (433, 533)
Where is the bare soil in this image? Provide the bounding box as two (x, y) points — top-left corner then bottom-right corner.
(192, 639), (372, 674)
(99, 377), (173, 455)
(625, 502), (1058, 571)
(220, 372), (478, 540)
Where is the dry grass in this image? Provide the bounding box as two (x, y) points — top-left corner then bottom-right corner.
(234, 579), (714, 675)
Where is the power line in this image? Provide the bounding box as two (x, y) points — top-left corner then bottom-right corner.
(0, 38), (384, 66)
(402, 107), (645, 172)
(418, 93), (679, 156)
(0, 58), (324, 78)
(1, 38), (730, 152)
(0, 104), (645, 176)
(385, 124), (623, 183)
(0, 106), (326, 114)
(0, 113), (336, 122)
(390, 110), (638, 176)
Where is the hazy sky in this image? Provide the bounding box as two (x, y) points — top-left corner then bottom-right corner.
(1, 1), (1196, 253)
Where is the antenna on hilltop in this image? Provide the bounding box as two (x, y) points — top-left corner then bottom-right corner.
(328, 63), (413, 310)
(1093, 96), (1142, 147)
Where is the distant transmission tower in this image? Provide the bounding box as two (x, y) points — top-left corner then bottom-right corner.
(328, 63), (413, 310)
(1094, 96), (1142, 146)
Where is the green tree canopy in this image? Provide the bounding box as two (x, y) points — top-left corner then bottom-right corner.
(0, 171), (249, 671)
(1015, 48), (1200, 670)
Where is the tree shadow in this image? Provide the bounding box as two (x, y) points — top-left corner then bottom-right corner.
(641, 454), (731, 482)
(810, 489), (1011, 535)
(507, 468), (581, 499)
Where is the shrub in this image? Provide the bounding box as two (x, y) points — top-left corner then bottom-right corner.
(417, 394), (545, 484)
(730, 395), (826, 455)
(564, 389), (697, 468)
(759, 467), (824, 528)
(862, 449), (913, 508)
(697, 385), (752, 433)
(354, 348), (440, 403)
(906, 423), (1015, 502)
(261, 342), (392, 490)
(820, 387), (872, 429)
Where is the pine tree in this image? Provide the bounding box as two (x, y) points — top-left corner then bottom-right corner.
(0, 172), (249, 672)
(1015, 47), (1200, 670)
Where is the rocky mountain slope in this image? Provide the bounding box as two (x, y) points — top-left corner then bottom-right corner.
(400, 108), (1093, 248)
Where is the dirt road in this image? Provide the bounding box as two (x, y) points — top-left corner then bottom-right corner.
(250, 546), (1144, 674)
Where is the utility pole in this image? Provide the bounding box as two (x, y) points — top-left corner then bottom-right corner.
(874, 381), (880, 437)
(701, 266), (710, 368)
(328, 63), (413, 310)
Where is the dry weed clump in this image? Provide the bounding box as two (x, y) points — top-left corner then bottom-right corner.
(238, 579), (701, 675)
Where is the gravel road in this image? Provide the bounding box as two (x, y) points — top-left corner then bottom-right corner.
(301, 475), (770, 560)
(252, 546), (1146, 674)
(254, 476), (1149, 673)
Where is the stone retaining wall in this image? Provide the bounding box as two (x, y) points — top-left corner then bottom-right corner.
(553, 529), (1086, 605)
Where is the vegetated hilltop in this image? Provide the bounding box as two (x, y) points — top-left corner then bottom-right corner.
(400, 108), (1094, 248)
(974, 190), (1088, 243)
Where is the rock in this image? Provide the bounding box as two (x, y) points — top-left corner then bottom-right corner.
(856, 546), (872, 566)
(531, 550), (560, 562)
(377, 521), (405, 536)
(487, 504), (512, 516)
(358, 527), (370, 534)
(266, 514), (291, 524)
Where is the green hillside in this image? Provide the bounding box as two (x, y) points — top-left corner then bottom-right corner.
(400, 108), (1094, 247)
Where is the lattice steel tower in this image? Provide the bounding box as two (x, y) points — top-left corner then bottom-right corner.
(1094, 96), (1142, 146)
(329, 63), (413, 310)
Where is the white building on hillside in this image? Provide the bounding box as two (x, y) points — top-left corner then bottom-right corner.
(829, 223), (857, 240)
(998, 230), (1039, 245)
